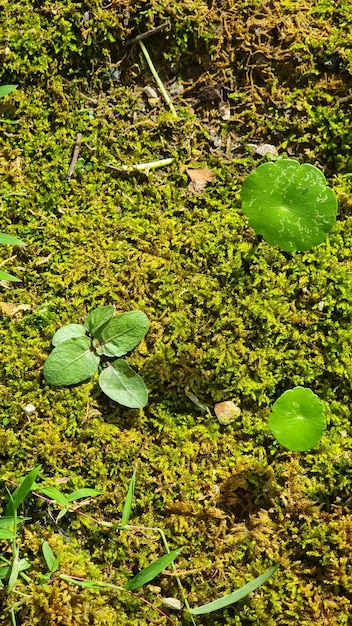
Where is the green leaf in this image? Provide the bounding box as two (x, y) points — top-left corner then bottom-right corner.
(240, 159), (337, 252)
(60, 575), (112, 590)
(0, 233), (26, 246)
(125, 548), (183, 591)
(5, 466), (41, 516)
(0, 270), (20, 282)
(268, 387), (326, 451)
(0, 517), (16, 529)
(38, 486), (69, 506)
(0, 566), (10, 580)
(42, 541), (60, 573)
(7, 546), (20, 592)
(84, 306), (115, 336)
(190, 565), (279, 615)
(0, 85), (18, 99)
(56, 507), (69, 521)
(67, 488), (103, 502)
(0, 119), (19, 125)
(99, 360), (148, 408)
(120, 469), (136, 527)
(94, 311), (149, 357)
(52, 324), (86, 347)
(0, 529), (14, 539)
(43, 336), (100, 386)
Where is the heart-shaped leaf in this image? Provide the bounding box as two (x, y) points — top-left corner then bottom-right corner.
(268, 386), (326, 451)
(94, 311), (149, 357)
(99, 359), (148, 408)
(52, 324), (86, 346)
(240, 159), (337, 252)
(43, 336), (100, 386)
(84, 306), (115, 336)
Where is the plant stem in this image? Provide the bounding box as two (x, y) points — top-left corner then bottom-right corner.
(108, 158), (174, 173)
(139, 40), (177, 118)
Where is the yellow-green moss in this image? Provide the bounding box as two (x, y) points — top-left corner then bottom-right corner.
(1, 0), (352, 624)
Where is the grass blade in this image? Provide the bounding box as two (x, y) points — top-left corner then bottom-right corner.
(67, 488), (103, 502)
(125, 548), (183, 591)
(190, 565), (279, 615)
(7, 545), (20, 592)
(38, 486), (69, 506)
(0, 85), (18, 98)
(120, 469), (136, 528)
(42, 541), (59, 573)
(5, 466), (41, 516)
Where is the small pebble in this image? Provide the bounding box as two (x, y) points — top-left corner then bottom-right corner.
(161, 597), (183, 611)
(254, 143), (277, 157)
(23, 404), (36, 416)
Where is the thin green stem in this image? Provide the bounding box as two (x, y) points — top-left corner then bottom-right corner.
(139, 41), (177, 118)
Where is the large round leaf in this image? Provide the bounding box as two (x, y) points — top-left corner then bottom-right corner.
(94, 311), (149, 357)
(43, 336), (100, 386)
(99, 359), (148, 408)
(268, 387), (326, 451)
(240, 159), (337, 252)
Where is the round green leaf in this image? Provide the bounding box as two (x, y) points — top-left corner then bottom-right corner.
(95, 311), (149, 357)
(84, 306), (115, 336)
(99, 359), (148, 408)
(240, 159), (337, 252)
(43, 336), (100, 386)
(268, 387), (326, 451)
(52, 324), (86, 347)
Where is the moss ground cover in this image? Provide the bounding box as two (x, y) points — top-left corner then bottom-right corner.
(1, 0), (352, 623)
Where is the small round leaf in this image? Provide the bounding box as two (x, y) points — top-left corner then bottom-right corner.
(99, 359), (148, 408)
(268, 387), (326, 451)
(43, 336), (100, 386)
(240, 159), (337, 252)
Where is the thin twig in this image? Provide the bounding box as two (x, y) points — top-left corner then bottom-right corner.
(66, 133), (83, 180)
(124, 22), (170, 47)
(107, 157), (174, 174)
(138, 40), (177, 118)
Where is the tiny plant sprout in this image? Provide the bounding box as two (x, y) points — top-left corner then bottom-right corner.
(240, 159), (338, 252)
(268, 386), (326, 451)
(43, 306), (149, 408)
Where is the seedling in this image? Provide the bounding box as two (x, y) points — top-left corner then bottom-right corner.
(268, 386), (326, 451)
(43, 306), (149, 408)
(0, 233), (26, 282)
(240, 159), (337, 252)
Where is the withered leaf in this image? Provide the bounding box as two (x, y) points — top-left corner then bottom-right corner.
(186, 168), (216, 193)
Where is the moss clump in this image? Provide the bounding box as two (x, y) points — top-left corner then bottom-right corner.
(1, 0), (352, 623)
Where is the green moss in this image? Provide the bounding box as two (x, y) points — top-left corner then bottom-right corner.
(1, 0), (352, 623)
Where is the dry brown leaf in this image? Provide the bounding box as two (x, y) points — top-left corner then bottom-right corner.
(0, 302), (31, 317)
(214, 401), (241, 425)
(186, 168), (216, 193)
